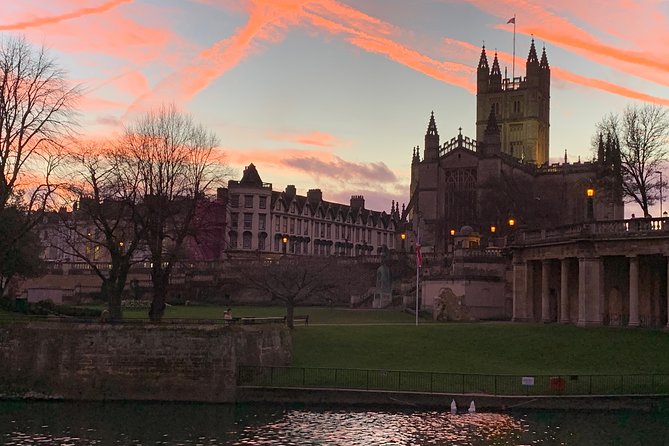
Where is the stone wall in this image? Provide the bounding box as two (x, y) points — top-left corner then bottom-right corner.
(0, 322), (291, 403)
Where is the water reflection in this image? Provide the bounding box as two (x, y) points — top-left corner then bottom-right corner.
(1, 401), (668, 445)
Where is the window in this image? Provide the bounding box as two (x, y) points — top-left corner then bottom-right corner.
(304, 221), (309, 235)
(273, 237), (279, 251)
(243, 213), (252, 230)
(229, 232), (238, 249)
(297, 219), (302, 233)
(275, 217), (280, 231)
(283, 216), (288, 232)
(335, 224), (340, 239)
(242, 231), (252, 249)
(230, 194), (239, 208)
(259, 196), (267, 209)
(230, 213), (238, 229)
(259, 214), (266, 230)
(244, 195), (253, 208)
(327, 224), (331, 238)
(290, 218), (295, 234)
(258, 234), (266, 251)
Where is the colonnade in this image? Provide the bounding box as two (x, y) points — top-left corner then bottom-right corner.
(512, 255), (669, 327)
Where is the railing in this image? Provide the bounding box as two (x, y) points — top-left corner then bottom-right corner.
(237, 366), (669, 397)
(519, 217), (669, 245)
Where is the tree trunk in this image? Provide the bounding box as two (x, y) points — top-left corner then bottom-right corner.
(102, 280), (122, 322)
(286, 302), (295, 329)
(149, 270), (168, 322)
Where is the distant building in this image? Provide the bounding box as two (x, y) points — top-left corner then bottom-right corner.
(408, 42), (623, 254)
(223, 164), (402, 256)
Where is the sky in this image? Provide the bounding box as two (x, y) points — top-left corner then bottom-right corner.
(3, 0), (669, 214)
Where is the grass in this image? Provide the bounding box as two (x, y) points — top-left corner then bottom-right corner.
(291, 323), (669, 375)
(8, 303), (669, 376)
(115, 304), (417, 324)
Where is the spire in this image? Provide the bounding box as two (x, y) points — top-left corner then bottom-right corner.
(482, 106), (501, 155)
(427, 111), (438, 136)
(491, 51), (501, 76)
(478, 44), (489, 70)
(539, 44), (549, 69)
(564, 149), (568, 164)
(527, 38), (539, 64)
(424, 112), (440, 161)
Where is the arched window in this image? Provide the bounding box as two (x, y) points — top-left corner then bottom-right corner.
(228, 231), (238, 249)
(445, 169), (477, 229)
(242, 231), (252, 249)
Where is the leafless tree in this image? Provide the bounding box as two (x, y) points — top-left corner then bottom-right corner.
(239, 257), (341, 328)
(121, 105), (223, 321)
(0, 36), (79, 237)
(53, 142), (146, 320)
(595, 104), (669, 217)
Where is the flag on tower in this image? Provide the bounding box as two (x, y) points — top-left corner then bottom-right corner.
(507, 17), (515, 24)
(415, 242), (423, 268)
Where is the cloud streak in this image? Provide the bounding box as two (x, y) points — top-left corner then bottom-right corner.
(0, 0), (133, 31)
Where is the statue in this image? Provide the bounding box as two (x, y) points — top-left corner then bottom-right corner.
(374, 245), (392, 308)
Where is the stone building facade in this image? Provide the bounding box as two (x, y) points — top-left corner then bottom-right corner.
(408, 42), (624, 254)
(224, 164), (401, 256)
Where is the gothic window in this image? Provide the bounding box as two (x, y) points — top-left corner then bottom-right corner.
(445, 169), (477, 228)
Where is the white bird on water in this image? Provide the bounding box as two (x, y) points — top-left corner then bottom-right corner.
(468, 401), (476, 413)
(450, 399), (457, 414)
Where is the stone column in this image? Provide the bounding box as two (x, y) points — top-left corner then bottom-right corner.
(628, 255), (639, 327)
(541, 260), (551, 323)
(578, 257), (603, 327)
(512, 260), (527, 322)
(560, 258), (570, 324)
(666, 258), (669, 328)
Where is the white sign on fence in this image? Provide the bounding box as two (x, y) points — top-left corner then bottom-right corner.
(521, 376), (535, 386)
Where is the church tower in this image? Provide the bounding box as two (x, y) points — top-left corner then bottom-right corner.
(475, 40), (550, 164)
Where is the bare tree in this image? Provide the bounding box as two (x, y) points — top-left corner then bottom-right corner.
(240, 257), (341, 328)
(595, 104), (669, 217)
(122, 105), (222, 321)
(0, 36), (79, 234)
(53, 143), (146, 320)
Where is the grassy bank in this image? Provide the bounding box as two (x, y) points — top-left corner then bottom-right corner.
(291, 323), (669, 375)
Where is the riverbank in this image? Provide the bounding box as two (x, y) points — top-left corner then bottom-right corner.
(237, 386), (669, 411)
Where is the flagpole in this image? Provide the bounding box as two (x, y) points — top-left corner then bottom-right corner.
(512, 14), (516, 86)
(415, 225), (420, 326)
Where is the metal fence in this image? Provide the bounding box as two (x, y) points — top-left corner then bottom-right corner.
(237, 366), (669, 397)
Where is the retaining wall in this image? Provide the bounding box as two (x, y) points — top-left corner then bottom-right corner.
(0, 322), (291, 403)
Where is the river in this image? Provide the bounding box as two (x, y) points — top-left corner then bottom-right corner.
(1, 401), (668, 445)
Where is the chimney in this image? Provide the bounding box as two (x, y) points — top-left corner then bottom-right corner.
(350, 195), (365, 210)
(285, 185), (296, 197)
(307, 189), (322, 204)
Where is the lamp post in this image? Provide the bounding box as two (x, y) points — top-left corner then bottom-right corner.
(586, 187), (595, 221)
(282, 235), (288, 254)
(656, 171), (663, 217)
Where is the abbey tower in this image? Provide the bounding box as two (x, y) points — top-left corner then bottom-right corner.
(475, 40), (550, 165)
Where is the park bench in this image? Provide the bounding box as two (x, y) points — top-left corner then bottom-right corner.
(292, 315), (309, 325)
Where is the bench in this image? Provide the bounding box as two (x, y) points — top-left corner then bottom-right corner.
(293, 315), (309, 325)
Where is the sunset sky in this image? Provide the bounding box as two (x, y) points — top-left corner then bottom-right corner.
(3, 0), (669, 213)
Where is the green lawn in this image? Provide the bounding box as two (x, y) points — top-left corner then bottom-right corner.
(120, 305), (416, 324)
(291, 323), (669, 375)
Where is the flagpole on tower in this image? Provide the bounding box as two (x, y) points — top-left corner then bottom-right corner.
(508, 15), (516, 86)
(415, 224), (421, 326)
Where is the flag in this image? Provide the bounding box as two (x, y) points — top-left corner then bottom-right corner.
(415, 242), (423, 268)
(507, 17), (515, 24)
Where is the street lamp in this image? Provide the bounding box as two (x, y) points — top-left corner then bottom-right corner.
(507, 218), (515, 227)
(282, 235), (288, 254)
(656, 171), (663, 217)
(586, 187), (595, 220)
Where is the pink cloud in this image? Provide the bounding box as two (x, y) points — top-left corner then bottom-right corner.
(267, 131), (345, 148)
(0, 0), (133, 31)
